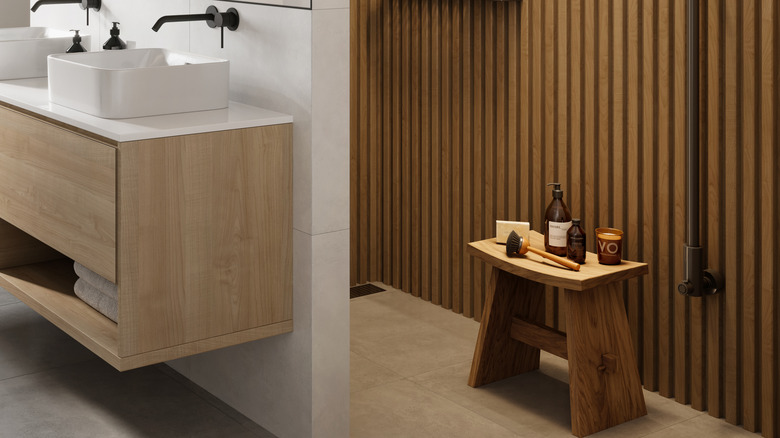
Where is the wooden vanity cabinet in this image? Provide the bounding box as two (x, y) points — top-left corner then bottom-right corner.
(0, 104), (293, 371)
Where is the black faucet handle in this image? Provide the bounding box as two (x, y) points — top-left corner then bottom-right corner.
(80, 0), (101, 10)
(205, 6), (239, 31)
(222, 7), (239, 31)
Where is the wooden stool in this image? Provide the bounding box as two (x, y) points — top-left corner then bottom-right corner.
(467, 232), (648, 437)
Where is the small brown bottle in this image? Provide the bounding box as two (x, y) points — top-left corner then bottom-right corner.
(567, 218), (586, 264)
(544, 183), (572, 256)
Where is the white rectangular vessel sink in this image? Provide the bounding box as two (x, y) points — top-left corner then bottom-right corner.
(48, 48), (229, 119)
(0, 27), (82, 80)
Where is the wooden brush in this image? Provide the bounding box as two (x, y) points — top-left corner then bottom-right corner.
(506, 230), (581, 271)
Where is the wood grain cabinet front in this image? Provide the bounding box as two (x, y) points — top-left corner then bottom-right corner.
(0, 107), (116, 282)
(0, 104), (293, 371)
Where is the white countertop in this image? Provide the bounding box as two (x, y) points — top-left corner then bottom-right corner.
(0, 78), (293, 142)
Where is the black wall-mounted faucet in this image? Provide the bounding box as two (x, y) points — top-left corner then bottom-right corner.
(152, 6), (239, 49)
(31, 0), (101, 26)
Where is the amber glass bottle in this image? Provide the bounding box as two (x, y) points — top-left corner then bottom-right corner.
(567, 218), (586, 264)
(544, 183), (572, 256)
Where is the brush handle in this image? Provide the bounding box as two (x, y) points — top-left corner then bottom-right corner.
(527, 247), (581, 271)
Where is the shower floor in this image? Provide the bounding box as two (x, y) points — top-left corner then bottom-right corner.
(350, 283), (759, 438)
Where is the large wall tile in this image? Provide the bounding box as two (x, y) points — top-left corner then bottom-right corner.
(311, 8), (350, 235)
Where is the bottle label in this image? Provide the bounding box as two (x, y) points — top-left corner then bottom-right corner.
(548, 221), (572, 247)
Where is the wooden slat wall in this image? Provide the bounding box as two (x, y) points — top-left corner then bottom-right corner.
(350, 0), (779, 435)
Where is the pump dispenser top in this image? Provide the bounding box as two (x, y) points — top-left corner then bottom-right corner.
(544, 182), (572, 256)
(103, 22), (127, 50)
(67, 30), (87, 53)
(548, 182), (563, 199)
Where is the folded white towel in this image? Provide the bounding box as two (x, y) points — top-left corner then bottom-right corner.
(74, 278), (117, 323)
(73, 261), (117, 301)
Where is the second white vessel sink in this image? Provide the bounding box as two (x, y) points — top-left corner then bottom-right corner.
(0, 27), (81, 80)
(48, 48), (229, 119)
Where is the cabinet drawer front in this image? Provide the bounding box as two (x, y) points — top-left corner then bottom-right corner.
(0, 107), (116, 282)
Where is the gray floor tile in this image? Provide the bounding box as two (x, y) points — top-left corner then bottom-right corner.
(0, 286), (20, 306)
(0, 287), (274, 437)
(0, 301), (97, 380)
(0, 360), (261, 438)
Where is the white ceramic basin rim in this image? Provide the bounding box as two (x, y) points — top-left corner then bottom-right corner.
(56, 48), (218, 70)
(0, 27), (83, 80)
(48, 48), (229, 119)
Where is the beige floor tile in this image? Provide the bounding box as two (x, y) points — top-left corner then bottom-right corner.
(643, 413), (759, 438)
(589, 391), (705, 438)
(352, 286), (480, 340)
(350, 290), (479, 378)
(410, 355), (711, 438)
(350, 352), (403, 393)
(409, 361), (573, 437)
(350, 379), (527, 438)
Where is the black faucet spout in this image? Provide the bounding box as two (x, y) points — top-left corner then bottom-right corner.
(31, 0), (79, 12)
(151, 6), (239, 48)
(152, 13), (214, 32)
(31, 0), (100, 12)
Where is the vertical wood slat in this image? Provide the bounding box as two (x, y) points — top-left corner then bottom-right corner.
(656, 0), (673, 399)
(401, 0), (411, 295)
(430, 0), (442, 306)
(461, 0), (472, 318)
(382, 0), (392, 286)
(482, 2), (495, 320)
(724, 0), (740, 425)
(472, 1), (484, 320)
(759, 2), (777, 435)
(391, 0), (402, 289)
(420, 0), (431, 302)
(704, 0), (724, 419)
(597, 0), (610, 232)
(368, 0), (381, 282)
(410, 0), (421, 298)
(350, 1), (780, 436)
(612, 0), (629, 371)
(641, 0), (657, 392)
(741, 0), (758, 431)
(673, 0), (694, 408)
(626, 0), (643, 383)
(440, 0), (452, 310)
(450, 0), (462, 314)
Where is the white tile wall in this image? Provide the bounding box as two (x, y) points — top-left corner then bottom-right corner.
(311, 8), (350, 235)
(311, 229), (350, 437)
(28, 2), (349, 437)
(313, 0), (350, 10)
(0, 2), (29, 28)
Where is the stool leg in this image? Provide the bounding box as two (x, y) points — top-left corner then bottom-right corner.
(468, 266), (545, 387)
(565, 283), (647, 437)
